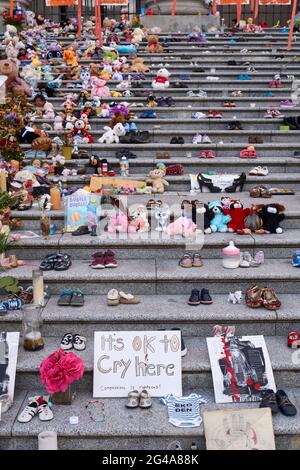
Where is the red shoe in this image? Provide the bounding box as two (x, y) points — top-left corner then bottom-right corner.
(91, 252), (106, 269)
(288, 331), (300, 348)
(223, 102), (236, 107)
(104, 250), (118, 268)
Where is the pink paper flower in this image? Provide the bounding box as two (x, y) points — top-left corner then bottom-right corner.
(40, 349), (85, 394)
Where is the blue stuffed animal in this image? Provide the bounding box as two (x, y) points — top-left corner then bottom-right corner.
(208, 200), (231, 233)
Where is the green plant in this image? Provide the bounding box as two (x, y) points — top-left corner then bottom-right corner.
(0, 231), (10, 254)
(0, 189), (18, 212)
(0, 275), (20, 294)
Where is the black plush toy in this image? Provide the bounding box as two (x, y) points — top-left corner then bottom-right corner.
(257, 203), (285, 234)
(89, 155), (102, 175)
(193, 203), (214, 234)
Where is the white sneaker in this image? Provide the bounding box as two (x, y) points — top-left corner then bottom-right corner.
(38, 401), (54, 422)
(206, 76), (220, 81)
(249, 166), (269, 176)
(18, 397), (39, 423)
(202, 134), (212, 144)
(192, 133), (202, 144)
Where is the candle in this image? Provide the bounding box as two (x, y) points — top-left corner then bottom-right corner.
(50, 186), (62, 210)
(32, 269), (44, 306)
(38, 431), (58, 450)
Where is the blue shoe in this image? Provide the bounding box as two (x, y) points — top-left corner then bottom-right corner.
(130, 122), (138, 132)
(1, 297), (23, 311)
(292, 251), (300, 267)
(264, 91), (273, 97)
(228, 39), (236, 43)
(0, 303), (7, 316)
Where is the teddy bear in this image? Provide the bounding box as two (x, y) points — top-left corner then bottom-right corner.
(152, 68), (170, 89)
(167, 217), (197, 238)
(131, 28), (145, 44)
(5, 42), (19, 60)
(257, 203), (285, 234)
(90, 62), (100, 77)
(109, 111), (126, 130)
(146, 169), (169, 194)
(194, 203), (214, 234)
(145, 35), (164, 53)
(0, 59), (32, 96)
(208, 200), (231, 233)
(98, 123), (126, 144)
(223, 199), (251, 234)
(68, 118), (94, 144)
(243, 205), (264, 234)
(128, 206), (150, 233)
(155, 205), (170, 232)
(90, 77), (111, 99)
(107, 213), (129, 233)
(63, 49), (78, 67)
(130, 57), (150, 73)
(20, 63), (42, 89)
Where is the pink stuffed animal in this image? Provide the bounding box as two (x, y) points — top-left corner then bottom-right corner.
(107, 213), (129, 233)
(90, 77), (111, 98)
(167, 216), (197, 238)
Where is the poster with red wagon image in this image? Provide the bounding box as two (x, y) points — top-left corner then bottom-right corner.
(207, 335), (276, 403)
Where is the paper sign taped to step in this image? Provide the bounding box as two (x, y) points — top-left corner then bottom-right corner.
(93, 331), (182, 397)
(0, 332), (19, 403)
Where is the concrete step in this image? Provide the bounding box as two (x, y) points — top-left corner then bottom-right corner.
(2, 294), (300, 338)
(12, 336), (300, 392)
(3, 258), (300, 295)
(4, 386), (300, 449)
(7, 229), (300, 261)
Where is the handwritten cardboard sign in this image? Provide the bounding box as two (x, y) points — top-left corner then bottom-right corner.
(93, 331), (182, 397)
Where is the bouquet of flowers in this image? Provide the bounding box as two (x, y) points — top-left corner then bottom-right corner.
(40, 349), (84, 394)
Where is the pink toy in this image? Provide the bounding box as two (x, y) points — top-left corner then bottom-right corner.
(107, 213), (129, 233)
(90, 77), (111, 98)
(167, 216), (197, 238)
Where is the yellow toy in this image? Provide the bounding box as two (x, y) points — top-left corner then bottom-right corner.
(63, 49), (78, 67)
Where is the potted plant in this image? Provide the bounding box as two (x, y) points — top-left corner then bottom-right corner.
(40, 349), (84, 405)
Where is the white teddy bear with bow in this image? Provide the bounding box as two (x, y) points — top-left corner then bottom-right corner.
(98, 123), (126, 144)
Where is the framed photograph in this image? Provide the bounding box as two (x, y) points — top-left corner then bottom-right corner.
(0, 332), (20, 402)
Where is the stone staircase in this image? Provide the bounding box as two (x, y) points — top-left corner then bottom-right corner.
(1, 30), (300, 450)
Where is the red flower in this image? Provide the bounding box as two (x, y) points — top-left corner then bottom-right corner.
(40, 349), (84, 394)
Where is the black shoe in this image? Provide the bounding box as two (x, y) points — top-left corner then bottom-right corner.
(72, 225), (90, 236)
(188, 289), (201, 305)
(90, 225), (97, 237)
(200, 288), (213, 304)
(171, 328), (187, 357)
(177, 137), (185, 144)
(225, 172), (246, 193)
(115, 150), (137, 159)
(260, 389), (279, 414)
(170, 137), (178, 144)
(276, 390), (297, 416)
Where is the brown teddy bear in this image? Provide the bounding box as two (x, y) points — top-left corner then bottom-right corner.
(145, 35), (164, 54)
(146, 169), (169, 194)
(0, 58), (32, 96)
(130, 57), (150, 73)
(109, 112), (126, 129)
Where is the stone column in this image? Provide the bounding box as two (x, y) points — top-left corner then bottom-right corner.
(145, 0), (210, 15)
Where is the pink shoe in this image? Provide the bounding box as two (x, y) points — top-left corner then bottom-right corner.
(91, 252), (106, 269)
(104, 250), (118, 268)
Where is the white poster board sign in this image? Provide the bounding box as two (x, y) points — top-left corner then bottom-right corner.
(93, 331), (182, 398)
(0, 332), (19, 402)
(207, 335), (276, 404)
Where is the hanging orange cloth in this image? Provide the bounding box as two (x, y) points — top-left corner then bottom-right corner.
(171, 0), (177, 16)
(288, 0), (297, 50)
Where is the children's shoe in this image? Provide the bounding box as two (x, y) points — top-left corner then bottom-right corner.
(276, 390), (297, 416)
(139, 389), (152, 409)
(18, 397), (39, 423)
(200, 288), (213, 304)
(107, 289), (120, 306)
(188, 289), (201, 305)
(202, 134), (212, 144)
(91, 252), (106, 269)
(72, 334), (86, 351)
(38, 399), (54, 421)
(104, 250), (118, 268)
(192, 112), (206, 119)
(292, 251), (300, 267)
(280, 99), (296, 108)
(192, 133), (202, 144)
(60, 333), (74, 350)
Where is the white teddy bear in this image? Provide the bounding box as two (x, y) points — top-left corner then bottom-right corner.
(152, 68), (170, 89)
(98, 123), (126, 144)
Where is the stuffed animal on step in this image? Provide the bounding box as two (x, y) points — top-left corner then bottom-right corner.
(98, 123), (126, 144)
(128, 206), (150, 233)
(223, 199), (251, 233)
(257, 203), (285, 234)
(146, 169), (169, 194)
(152, 68), (170, 89)
(63, 49), (78, 67)
(131, 28), (145, 44)
(68, 118), (94, 143)
(167, 216), (197, 238)
(130, 57), (150, 73)
(208, 200), (231, 233)
(80, 68), (91, 89)
(107, 213), (129, 233)
(0, 58), (32, 96)
(145, 35), (163, 54)
(90, 77), (111, 99)
(155, 204), (170, 232)
(243, 205), (264, 234)
(228, 291), (243, 304)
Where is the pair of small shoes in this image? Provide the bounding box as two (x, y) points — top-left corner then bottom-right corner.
(260, 389), (297, 416)
(179, 253), (203, 268)
(107, 289), (140, 306)
(213, 324), (236, 338)
(170, 136), (185, 144)
(40, 253), (72, 271)
(60, 333), (86, 351)
(57, 290), (84, 307)
(249, 166), (269, 176)
(239, 252), (263, 268)
(246, 285), (281, 310)
(91, 250), (118, 269)
(126, 390), (152, 409)
(18, 396), (53, 423)
(188, 288), (212, 305)
(192, 134), (212, 144)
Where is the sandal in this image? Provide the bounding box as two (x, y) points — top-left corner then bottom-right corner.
(54, 253), (72, 271)
(246, 285), (264, 308)
(40, 253), (59, 271)
(179, 253), (193, 268)
(126, 390), (140, 409)
(192, 253), (203, 268)
(139, 389), (152, 409)
(276, 390), (297, 416)
(70, 290), (84, 306)
(58, 290), (73, 306)
(119, 291), (140, 304)
(262, 288), (281, 310)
